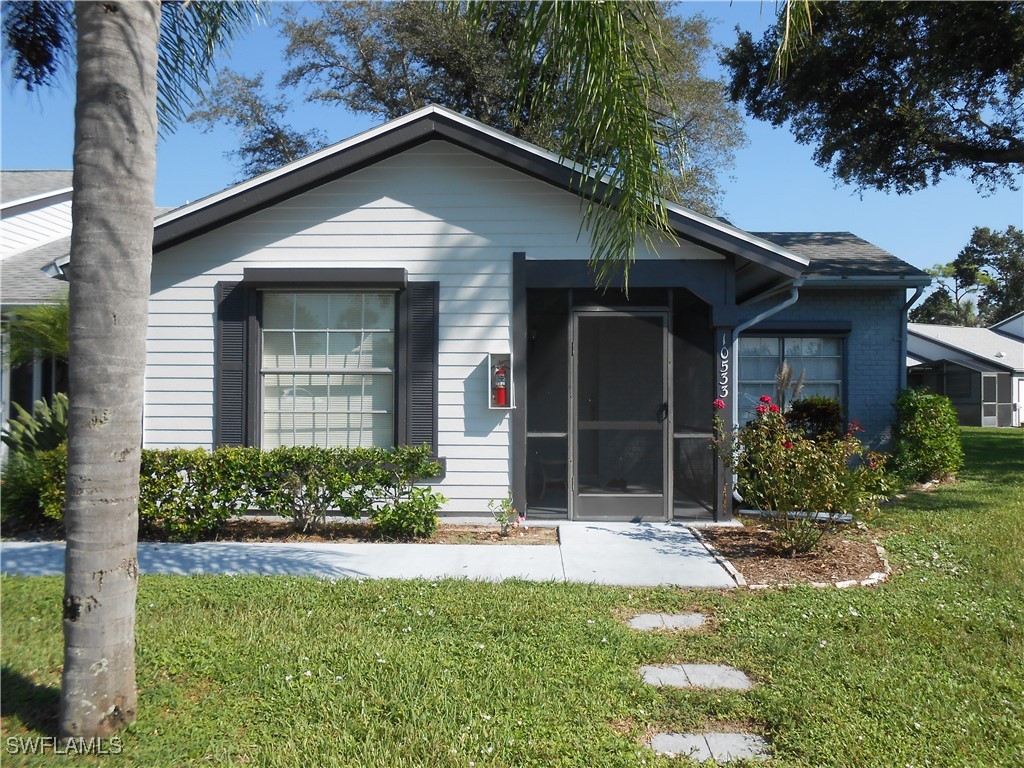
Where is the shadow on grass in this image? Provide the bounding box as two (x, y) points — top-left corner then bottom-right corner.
(0, 666), (59, 735)
(959, 428), (1024, 485)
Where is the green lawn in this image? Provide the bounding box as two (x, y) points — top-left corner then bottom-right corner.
(2, 427), (1022, 767)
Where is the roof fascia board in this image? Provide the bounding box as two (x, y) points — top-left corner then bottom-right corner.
(803, 275), (932, 288)
(0, 187), (73, 218)
(152, 105), (807, 277)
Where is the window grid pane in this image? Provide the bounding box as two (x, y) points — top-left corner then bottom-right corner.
(261, 292), (395, 449)
(738, 335), (843, 424)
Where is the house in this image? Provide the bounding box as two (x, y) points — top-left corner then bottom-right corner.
(27, 106), (931, 521)
(907, 314), (1024, 427)
(0, 171), (73, 432)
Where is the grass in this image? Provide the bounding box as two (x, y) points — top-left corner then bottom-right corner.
(2, 427), (1022, 766)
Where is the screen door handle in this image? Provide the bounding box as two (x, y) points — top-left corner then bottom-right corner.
(657, 402), (669, 423)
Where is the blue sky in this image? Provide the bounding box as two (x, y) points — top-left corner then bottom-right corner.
(1, 1), (1021, 275)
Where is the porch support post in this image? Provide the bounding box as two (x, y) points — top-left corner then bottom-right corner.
(713, 327), (735, 521)
(511, 252), (528, 518)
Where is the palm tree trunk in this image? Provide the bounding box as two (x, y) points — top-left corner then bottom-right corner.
(60, 1), (160, 739)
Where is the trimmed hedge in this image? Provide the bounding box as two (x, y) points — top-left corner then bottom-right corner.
(892, 388), (964, 484)
(18, 443), (445, 541)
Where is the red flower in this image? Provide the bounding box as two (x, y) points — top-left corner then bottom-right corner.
(759, 395), (773, 404)
(783, 441), (794, 449)
(769, 404), (780, 413)
(756, 404), (768, 415)
(712, 398), (726, 411)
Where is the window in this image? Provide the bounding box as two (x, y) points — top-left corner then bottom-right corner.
(738, 336), (843, 424)
(214, 278), (438, 452)
(260, 292), (395, 448)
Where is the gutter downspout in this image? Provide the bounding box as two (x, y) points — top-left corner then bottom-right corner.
(731, 278), (805, 430)
(728, 278), (805, 507)
(900, 286), (926, 389)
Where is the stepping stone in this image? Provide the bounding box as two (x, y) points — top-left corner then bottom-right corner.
(650, 732), (769, 763)
(628, 613), (706, 631)
(639, 664), (753, 690)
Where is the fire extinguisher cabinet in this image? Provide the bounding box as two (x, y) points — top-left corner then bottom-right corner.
(488, 353), (514, 409)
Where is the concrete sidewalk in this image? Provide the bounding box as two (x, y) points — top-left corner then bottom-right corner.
(0, 522), (738, 588)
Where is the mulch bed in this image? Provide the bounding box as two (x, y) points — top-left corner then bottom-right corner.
(699, 523), (887, 586)
(212, 518), (558, 545)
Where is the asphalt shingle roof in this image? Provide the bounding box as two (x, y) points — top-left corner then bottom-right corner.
(753, 232), (928, 281)
(1, 170), (73, 205)
(0, 237), (69, 307)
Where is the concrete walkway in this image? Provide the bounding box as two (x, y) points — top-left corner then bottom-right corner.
(0, 522), (737, 588)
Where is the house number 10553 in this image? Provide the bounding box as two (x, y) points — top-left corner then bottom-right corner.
(718, 333), (730, 399)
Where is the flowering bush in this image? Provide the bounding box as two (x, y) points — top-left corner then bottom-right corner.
(713, 396), (893, 555)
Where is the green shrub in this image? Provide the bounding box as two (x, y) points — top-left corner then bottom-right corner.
(138, 448), (251, 542)
(892, 388), (964, 484)
(0, 445), (66, 530)
(787, 395), (844, 440)
(2, 442), (446, 540)
(1, 393), (68, 453)
(373, 486), (446, 539)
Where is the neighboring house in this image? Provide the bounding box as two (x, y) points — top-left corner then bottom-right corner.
(1, 171), (73, 434)
(31, 106), (931, 521)
(908, 314), (1024, 427)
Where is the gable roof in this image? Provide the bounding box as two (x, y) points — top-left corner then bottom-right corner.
(152, 104), (809, 280)
(908, 322), (1024, 373)
(990, 311), (1024, 340)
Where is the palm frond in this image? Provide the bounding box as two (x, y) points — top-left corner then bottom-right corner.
(773, 0), (818, 79)
(156, 1), (267, 133)
(465, 1), (678, 288)
(3, 297), (70, 367)
(2, 1), (266, 131)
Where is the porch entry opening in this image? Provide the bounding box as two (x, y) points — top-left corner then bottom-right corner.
(572, 310), (669, 520)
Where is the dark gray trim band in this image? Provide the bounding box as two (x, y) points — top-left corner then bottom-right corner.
(243, 267), (407, 287)
(741, 320), (853, 334)
(512, 252), (528, 518)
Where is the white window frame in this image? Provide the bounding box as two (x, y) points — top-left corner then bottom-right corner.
(737, 335), (844, 424)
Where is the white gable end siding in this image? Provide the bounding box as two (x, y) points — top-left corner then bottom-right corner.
(146, 142), (723, 512)
(0, 201), (73, 259)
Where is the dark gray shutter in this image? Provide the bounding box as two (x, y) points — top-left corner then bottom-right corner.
(407, 282), (439, 450)
(215, 281), (247, 446)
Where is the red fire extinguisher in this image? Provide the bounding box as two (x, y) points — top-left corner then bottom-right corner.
(493, 363), (508, 407)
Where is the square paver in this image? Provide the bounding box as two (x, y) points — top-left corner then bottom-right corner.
(649, 733), (712, 761)
(705, 732), (769, 762)
(628, 613), (706, 631)
(639, 664), (753, 690)
(640, 665), (691, 688)
(680, 664), (753, 691)
(649, 732), (769, 763)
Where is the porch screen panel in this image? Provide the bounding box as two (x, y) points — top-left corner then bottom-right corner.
(526, 289), (569, 515)
(672, 290), (715, 520)
(261, 292), (395, 448)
